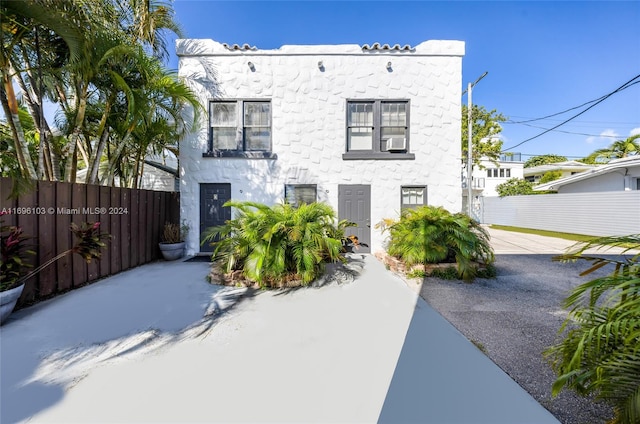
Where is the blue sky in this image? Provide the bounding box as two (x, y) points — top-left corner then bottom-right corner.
(168, 0), (640, 160)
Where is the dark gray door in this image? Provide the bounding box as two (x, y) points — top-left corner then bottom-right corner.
(200, 183), (231, 252)
(338, 184), (371, 253)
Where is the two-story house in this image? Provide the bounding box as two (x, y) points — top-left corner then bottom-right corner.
(177, 39), (465, 256)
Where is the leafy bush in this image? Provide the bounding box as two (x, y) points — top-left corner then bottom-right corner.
(202, 201), (347, 288)
(539, 170), (563, 184)
(496, 178), (534, 197)
(380, 206), (494, 281)
(546, 235), (640, 424)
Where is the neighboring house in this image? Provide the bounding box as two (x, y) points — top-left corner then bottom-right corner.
(533, 156), (640, 193)
(524, 160), (596, 184)
(74, 152), (179, 191)
(475, 153), (524, 197)
(177, 39), (465, 255)
(462, 153), (524, 221)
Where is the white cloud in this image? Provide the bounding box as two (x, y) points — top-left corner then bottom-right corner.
(630, 127), (640, 136)
(586, 129), (619, 145)
(600, 129), (619, 138)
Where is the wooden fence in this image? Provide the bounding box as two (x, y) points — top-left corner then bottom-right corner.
(0, 178), (179, 308)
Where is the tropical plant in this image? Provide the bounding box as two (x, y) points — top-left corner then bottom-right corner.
(585, 134), (640, 164)
(524, 154), (568, 168)
(202, 201), (347, 288)
(496, 178), (535, 197)
(461, 104), (507, 167)
(1, 0), (198, 191)
(379, 206), (494, 281)
(1, 215), (110, 292)
(0, 212), (35, 291)
(546, 235), (640, 424)
(539, 170), (563, 184)
(160, 221), (189, 244)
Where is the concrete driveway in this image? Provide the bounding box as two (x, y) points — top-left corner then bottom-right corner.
(0, 242), (561, 423)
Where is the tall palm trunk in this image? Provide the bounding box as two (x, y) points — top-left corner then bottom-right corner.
(1, 70), (38, 180)
(64, 81), (88, 182)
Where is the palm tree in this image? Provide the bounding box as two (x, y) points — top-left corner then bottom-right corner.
(383, 205), (494, 281)
(585, 134), (640, 164)
(547, 235), (640, 424)
(203, 201), (346, 288)
(0, 0), (86, 180)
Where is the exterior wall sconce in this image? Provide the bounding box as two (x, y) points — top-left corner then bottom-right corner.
(247, 61), (255, 71)
(318, 60), (325, 72)
(386, 61), (393, 71)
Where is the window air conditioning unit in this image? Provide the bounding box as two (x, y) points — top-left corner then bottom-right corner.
(387, 137), (406, 151)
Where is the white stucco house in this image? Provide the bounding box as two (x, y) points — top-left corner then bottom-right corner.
(534, 156), (640, 193)
(524, 160), (596, 184)
(176, 39), (465, 256)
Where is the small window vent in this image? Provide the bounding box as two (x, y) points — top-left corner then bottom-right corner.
(387, 138), (406, 151)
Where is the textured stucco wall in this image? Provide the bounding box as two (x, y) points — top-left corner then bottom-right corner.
(177, 39), (464, 255)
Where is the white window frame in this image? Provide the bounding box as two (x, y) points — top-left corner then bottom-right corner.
(401, 185), (427, 210)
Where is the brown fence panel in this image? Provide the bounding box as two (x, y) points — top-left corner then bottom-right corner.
(138, 190), (147, 266)
(55, 182), (73, 291)
(0, 179), (178, 308)
(120, 189), (131, 271)
(109, 187), (122, 274)
(145, 190), (154, 262)
(99, 186), (111, 278)
(129, 189), (140, 267)
(16, 187), (38, 304)
(86, 184), (100, 281)
(71, 183), (88, 288)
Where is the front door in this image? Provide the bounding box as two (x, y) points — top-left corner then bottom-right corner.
(338, 184), (371, 253)
(200, 183), (231, 252)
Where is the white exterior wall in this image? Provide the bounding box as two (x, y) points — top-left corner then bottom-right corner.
(557, 165), (640, 193)
(177, 39), (464, 255)
(481, 191), (640, 236)
(475, 159), (524, 197)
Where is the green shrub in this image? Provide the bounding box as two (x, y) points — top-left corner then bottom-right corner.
(380, 206), (494, 281)
(546, 235), (640, 424)
(429, 266), (459, 280)
(202, 201), (347, 288)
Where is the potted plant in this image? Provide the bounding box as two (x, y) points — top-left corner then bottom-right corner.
(1, 215), (110, 324)
(159, 221), (189, 260)
(0, 213), (35, 323)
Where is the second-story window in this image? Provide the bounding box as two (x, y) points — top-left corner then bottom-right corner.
(345, 100), (411, 158)
(210, 100), (271, 152)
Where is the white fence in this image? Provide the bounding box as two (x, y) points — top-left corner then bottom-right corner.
(481, 191), (640, 236)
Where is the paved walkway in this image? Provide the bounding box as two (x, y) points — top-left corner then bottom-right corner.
(0, 230), (596, 423)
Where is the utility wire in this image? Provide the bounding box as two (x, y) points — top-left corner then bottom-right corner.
(513, 122), (623, 138)
(502, 74), (640, 151)
(506, 80), (640, 124)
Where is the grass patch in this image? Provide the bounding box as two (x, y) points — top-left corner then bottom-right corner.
(489, 225), (597, 243)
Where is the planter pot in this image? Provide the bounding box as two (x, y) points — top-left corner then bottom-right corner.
(0, 284), (25, 325)
(159, 241), (185, 261)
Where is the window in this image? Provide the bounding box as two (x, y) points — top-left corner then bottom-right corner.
(401, 186), (427, 210)
(285, 184), (317, 207)
(207, 100), (273, 157)
(344, 100), (414, 160)
(486, 168), (510, 178)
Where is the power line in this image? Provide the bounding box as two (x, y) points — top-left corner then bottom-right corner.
(502, 74), (640, 151)
(512, 122), (624, 138)
(507, 117), (639, 125)
(506, 80), (640, 124)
